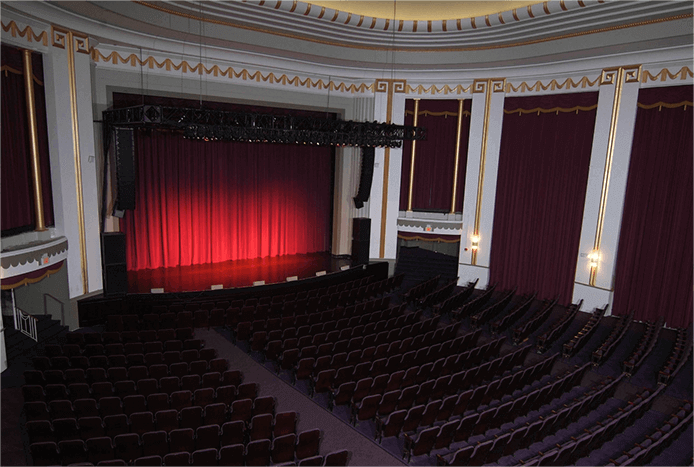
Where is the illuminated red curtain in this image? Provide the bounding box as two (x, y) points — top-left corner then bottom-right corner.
(400, 99), (471, 212)
(121, 129), (332, 270)
(612, 85), (693, 328)
(1, 44), (54, 235)
(489, 92), (598, 303)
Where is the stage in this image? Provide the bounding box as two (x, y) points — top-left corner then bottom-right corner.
(126, 252), (352, 294)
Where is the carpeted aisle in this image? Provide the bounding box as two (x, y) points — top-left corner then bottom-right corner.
(197, 328), (407, 466)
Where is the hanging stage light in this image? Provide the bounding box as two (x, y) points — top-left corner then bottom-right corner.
(104, 104), (426, 148)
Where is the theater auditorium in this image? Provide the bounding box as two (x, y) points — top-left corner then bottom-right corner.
(1, 1), (692, 466)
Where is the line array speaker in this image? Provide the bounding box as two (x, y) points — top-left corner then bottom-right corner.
(353, 146), (374, 209)
(351, 217), (371, 265)
(114, 128), (136, 213)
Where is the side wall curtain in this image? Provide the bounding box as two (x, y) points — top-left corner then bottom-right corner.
(611, 85), (693, 328)
(1, 44), (54, 235)
(489, 92), (598, 303)
(121, 129), (332, 270)
(399, 99), (471, 212)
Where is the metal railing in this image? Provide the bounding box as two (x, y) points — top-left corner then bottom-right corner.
(13, 306), (38, 342)
(44, 293), (65, 325)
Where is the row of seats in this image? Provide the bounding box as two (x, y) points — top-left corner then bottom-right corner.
(490, 293), (535, 335)
(434, 370), (620, 466)
(29, 408), (298, 446)
(33, 350), (221, 376)
(30, 425), (321, 466)
(470, 288), (516, 328)
(592, 312), (634, 365)
(623, 316), (665, 375)
(65, 329), (197, 348)
(657, 324), (693, 384)
(449, 284), (496, 322)
(516, 385), (663, 466)
(403, 275), (442, 304)
(610, 405), (692, 466)
(431, 279), (477, 317)
(512, 298), (559, 344)
(535, 300), (582, 352)
(562, 305), (607, 358)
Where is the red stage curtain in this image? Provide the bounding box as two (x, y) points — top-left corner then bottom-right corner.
(121, 129), (332, 270)
(611, 85), (693, 328)
(489, 92), (598, 303)
(1, 44), (54, 235)
(400, 99), (471, 212)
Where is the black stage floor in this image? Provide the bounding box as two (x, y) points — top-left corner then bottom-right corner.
(126, 252), (351, 294)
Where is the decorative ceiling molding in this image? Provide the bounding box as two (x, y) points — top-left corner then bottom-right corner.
(132, 1), (692, 51)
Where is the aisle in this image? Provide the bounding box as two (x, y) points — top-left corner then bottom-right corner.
(197, 329), (406, 466)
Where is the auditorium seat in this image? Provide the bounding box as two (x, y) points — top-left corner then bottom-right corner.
(272, 433), (297, 464)
(53, 417), (80, 442)
(30, 441), (60, 466)
(219, 444), (244, 466)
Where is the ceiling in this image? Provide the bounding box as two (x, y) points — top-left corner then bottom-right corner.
(304, 1), (544, 21)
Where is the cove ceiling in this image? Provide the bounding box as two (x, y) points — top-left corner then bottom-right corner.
(8, 1), (693, 76)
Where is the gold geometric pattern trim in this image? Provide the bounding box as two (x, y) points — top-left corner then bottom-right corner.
(506, 75), (600, 93)
(504, 104), (598, 115)
(91, 48), (374, 94)
(1, 65), (44, 86)
(405, 110), (472, 117)
(1, 20), (48, 46)
(601, 65), (641, 85)
(406, 83), (472, 95)
(637, 101), (693, 110)
(641, 66), (694, 83)
(51, 25), (90, 54)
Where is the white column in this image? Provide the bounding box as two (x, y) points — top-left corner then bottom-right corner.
(332, 97), (374, 256)
(458, 79), (506, 287)
(43, 30), (102, 298)
(573, 66), (642, 312)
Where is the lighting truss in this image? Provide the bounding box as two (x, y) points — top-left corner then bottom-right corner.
(102, 104), (426, 148)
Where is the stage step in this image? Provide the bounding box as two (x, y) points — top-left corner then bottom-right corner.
(3, 314), (69, 363)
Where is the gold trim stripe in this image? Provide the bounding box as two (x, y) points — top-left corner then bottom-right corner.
(504, 104), (598, 115)
(22, 49), (46, 232)
(407, 99), (420, 212)
(345, 13), (352, 25)
(471, 79), (493, 265)
(637, 100), (692, 110)
(397, 234), (461, 244)
(1, 64), (44, 85)
(543, 2), (551, 15)
(450, 99), (465, 214)
(405, 109), (471, 117)
(527, 5), (535, 18)
(63, 28), (89, 294)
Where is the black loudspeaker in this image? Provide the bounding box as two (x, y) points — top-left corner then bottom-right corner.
(353, 146), (374, 209)
(352, 218), (371, 265)
(351, 239), (370, 266)
(352, 217), (371, 242)
(114, 128), (136, 212)
(102, 232), (128, 296)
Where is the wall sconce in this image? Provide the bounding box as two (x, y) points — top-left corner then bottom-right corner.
(471, 234), (480, 250)
(588, 250), (600, 268)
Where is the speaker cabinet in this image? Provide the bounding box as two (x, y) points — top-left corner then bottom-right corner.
(102, 232), (127, 296)
(353, 147), (374, 209)
(352, 217), (371, 242)
(114, 128), (136, 212)
(351, 239), (370, 266)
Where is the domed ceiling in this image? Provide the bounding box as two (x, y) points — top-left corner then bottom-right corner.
(5, 1), (693, 71)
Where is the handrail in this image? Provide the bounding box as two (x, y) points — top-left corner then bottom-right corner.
(43, 293), (65, 325)
(13, 306), (38, 341)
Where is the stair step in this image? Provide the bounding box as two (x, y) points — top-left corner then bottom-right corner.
(4, 314), (69, 362)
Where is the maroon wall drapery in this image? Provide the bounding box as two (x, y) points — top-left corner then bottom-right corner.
(489, 92), (598, 303)
(400, 99), (471, 212)
(121, 129), (332, 271)
(1, 44), (54, 235)
(611, 85), (693, 328)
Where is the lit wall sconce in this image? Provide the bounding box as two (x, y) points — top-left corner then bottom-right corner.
(471, 234), (480, 250)
(588, 250), (600, 269)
